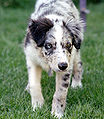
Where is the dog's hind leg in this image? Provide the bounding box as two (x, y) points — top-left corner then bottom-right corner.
(51, 72), (71, 118)
(26, 58), (44, 110)
(71, 51), (83, 88)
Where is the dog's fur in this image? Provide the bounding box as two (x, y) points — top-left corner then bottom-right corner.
(24, 0), (84, 118)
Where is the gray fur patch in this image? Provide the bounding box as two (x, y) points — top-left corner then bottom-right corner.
(25, 33), (30, 47)
(48, 68), (53, 77)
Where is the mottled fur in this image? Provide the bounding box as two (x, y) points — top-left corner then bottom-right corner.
(24, 0), (84, 118)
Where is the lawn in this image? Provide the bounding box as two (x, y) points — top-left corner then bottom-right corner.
(0, 3), (104, 119)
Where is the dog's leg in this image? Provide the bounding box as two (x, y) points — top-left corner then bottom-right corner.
(26, 58), (44, 110)
(71, 51), (83, 88)
(51, 72), (71, 118)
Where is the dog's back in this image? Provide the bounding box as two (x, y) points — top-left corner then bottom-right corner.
(31, 0), (79, 21)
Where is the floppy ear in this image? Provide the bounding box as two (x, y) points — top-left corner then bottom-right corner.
(63, 19), (84, 49)
(29, 18), (53, 47)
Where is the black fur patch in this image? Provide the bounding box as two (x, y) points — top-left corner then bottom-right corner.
(29, 18), (53, 47)
(61, 104), (63, 107)
(62, 83), (69, 88)
(72, 35), (81, 49)
(65, 74), (70, 78)
(63, 74), (70, 81)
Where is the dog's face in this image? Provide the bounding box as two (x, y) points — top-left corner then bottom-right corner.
(29, 18), (83, 72)
(42, 22), (73, 72)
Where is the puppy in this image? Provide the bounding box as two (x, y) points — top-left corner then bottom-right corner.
(24, 0), (84, 118)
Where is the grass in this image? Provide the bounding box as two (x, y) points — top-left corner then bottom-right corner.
(0, 3), (104, 119)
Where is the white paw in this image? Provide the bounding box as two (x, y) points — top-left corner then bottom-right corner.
(32, 98), (44, 111)
(51, 111), (63, 119)
(71, 80), (82, 88)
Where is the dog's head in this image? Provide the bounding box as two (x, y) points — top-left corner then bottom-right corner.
(28, 18), (84, 72)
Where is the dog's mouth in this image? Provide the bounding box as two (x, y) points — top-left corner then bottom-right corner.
(48, 68), (68, 76)
(53, 68), (68, 73)
(58, 69), (68, 72)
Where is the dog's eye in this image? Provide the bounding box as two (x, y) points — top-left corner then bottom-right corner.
(66, 41), (72, 54)
(66, 41), (71, 48)
(45, 43), (53, 49)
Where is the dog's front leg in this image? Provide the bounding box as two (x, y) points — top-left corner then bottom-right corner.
(26, 58), (44, 110)
(51, 72), (71, 118)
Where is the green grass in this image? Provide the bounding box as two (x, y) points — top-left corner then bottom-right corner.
(0, 3), (104, 119)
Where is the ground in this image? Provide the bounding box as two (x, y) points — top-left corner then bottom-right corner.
(0, 3), (104, 119)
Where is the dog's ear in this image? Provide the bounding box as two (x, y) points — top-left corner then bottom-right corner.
(63, 19), (84, 49)
(29, 18), (53, 47)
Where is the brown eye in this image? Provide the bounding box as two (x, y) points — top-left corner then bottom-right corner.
(45, 43), (53, 49)
(66, 41), (72, 54)
(66, 41), (71, 48)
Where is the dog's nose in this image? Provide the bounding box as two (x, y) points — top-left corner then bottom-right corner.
(58, 62), (68, 71)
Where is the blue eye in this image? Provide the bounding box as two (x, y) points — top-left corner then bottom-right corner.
(45, 43), (53, 49)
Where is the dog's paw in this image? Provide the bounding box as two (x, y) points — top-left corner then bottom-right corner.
(32, 97), (44, 111)
(71, 80), (82, 88)
(51, 111), (63, 119)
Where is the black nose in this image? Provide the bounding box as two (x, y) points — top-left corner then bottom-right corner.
(58, 62), (68, 71)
